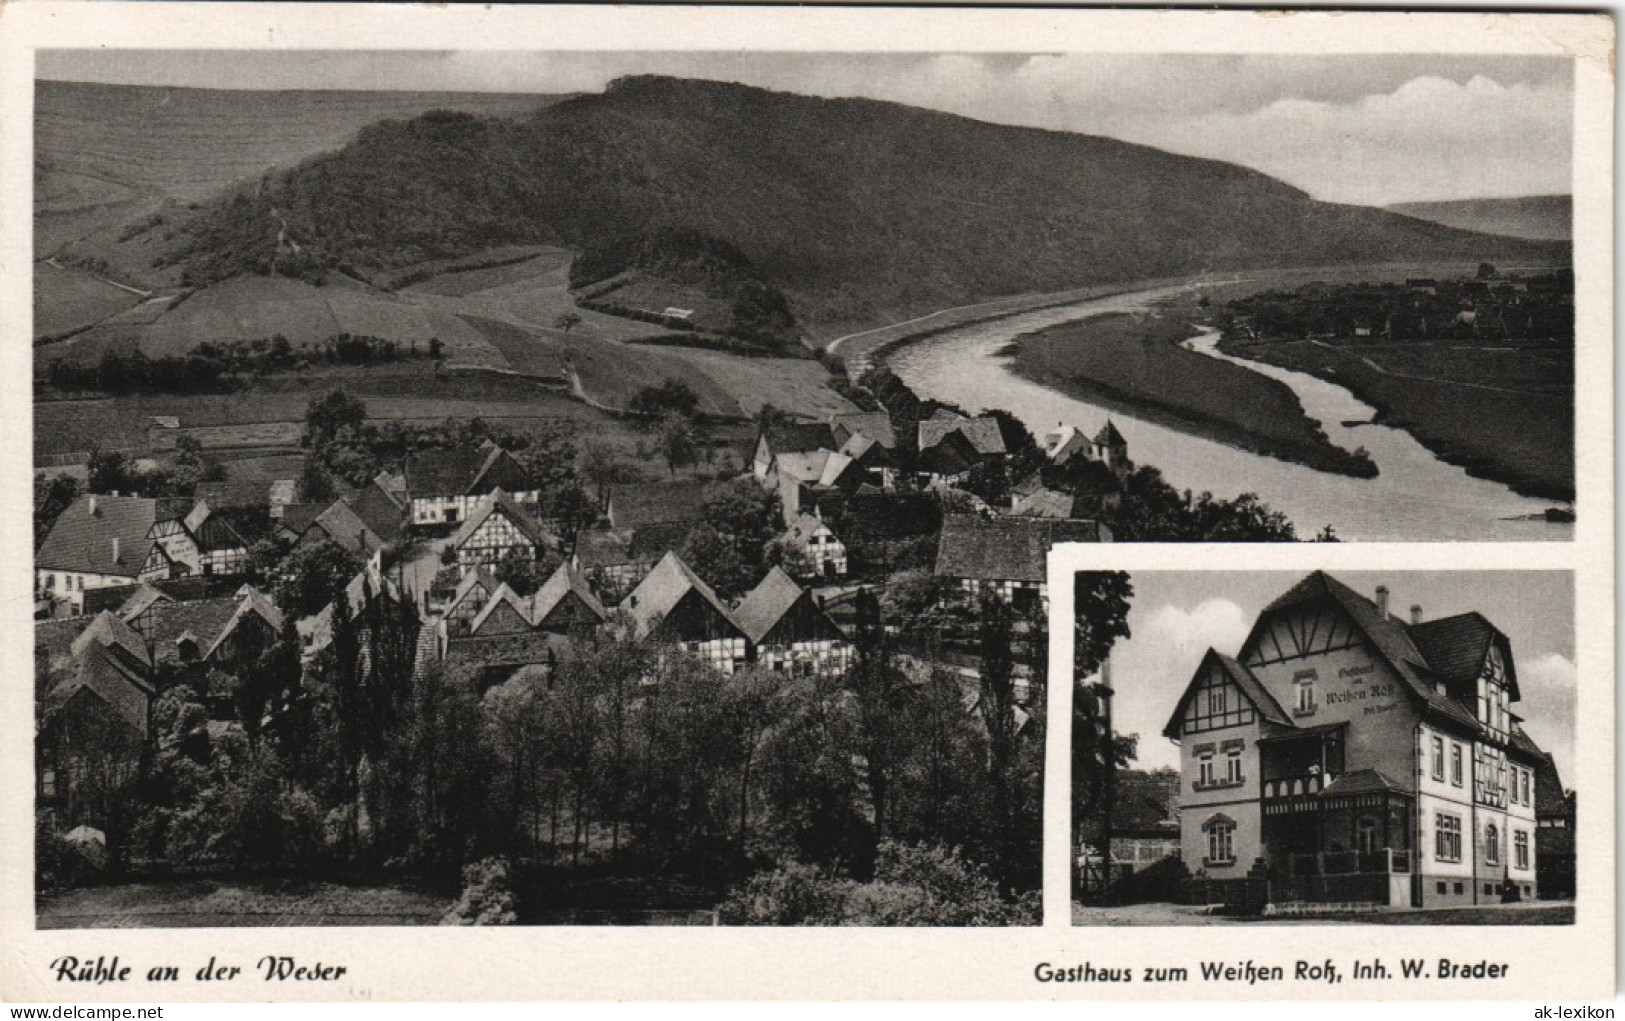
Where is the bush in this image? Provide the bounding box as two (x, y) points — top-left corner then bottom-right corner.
(1106, 855), (1189, 905)
(716, 861), (846, 926)
(441, 857), (519, 925)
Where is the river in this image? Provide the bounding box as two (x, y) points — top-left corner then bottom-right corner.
(886, 287), (1570, 542)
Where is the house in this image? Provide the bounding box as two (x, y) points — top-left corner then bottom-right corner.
(777, 512), (847, 580)
(467, 583), (535, 637)
(933, 515), (1111, 611)
(1076, 767), (1182, 893)
(450, 489), (561, 574)
(437, 567), (500, 635)
(752, 421), (837, 480)
(916, 429), (981, 486)
(732, 567), (853, 677)
(184, 500), (250, 577)
(404, 444), (539, 528)
(819, 488), (942, 575)
(829, 412), (898, 453)
(621, 552), (749, 674)
(295, 499), (389, 558)
(530, 562), (609, 632)
(1161, 572), (1550, 910)
(345, 478), (407, 546)
(296, 560), (403, 661)
(35, 611), (156, 829)
(836, 431), (897, 489)
(1533, 753), (1575, 900)
(1010, 460), (1124, 518)
(141, 585), (284, 672)
(917, 410), (1006, 460)
(605, 481), (709, 530)
(36, 494), (182, 613)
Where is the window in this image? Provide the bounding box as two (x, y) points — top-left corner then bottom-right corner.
(1514, 830), (1530, 870)
(1355, 816), (1378, 855)
(1204, 819), (1235, 865)
(1521, 769), (1531, 807)
(1484, 824), (1500, 865)
(1451, 743), (1463, 786)
(1225, 747), (1243, 784)
(1436, 881), (1447, 895)
(1431, 736), (1445, 781)
(1455, 882), (1464, 895)
(1294, 672), (1316, 715)
(1207, 686), (1226, 714)
(1435, 814), (1462, 862)
(1197, 754), (1216, 788)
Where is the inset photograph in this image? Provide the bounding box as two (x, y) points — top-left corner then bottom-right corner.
(1072, 569), (1574, 924)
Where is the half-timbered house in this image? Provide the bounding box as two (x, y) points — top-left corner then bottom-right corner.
(450, 489), (561, 573)
(732, 567), (853, 676)
(622, 551), (749, 674)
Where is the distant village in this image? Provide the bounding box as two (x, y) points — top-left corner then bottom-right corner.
(1219, 267), (1574, 345)
(34, 362), (1132, 919)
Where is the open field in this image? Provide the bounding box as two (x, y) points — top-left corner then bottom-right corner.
(1217, 335), (1573, 502)
(38, 878), (451, 928)
(652, 348), (857, 418)
(1071, 901), (1574, 926)
(34, 262), (143, 340)
(1010, 303), (1378, 478)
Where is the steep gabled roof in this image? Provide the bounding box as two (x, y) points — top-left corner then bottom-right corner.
(406, 444), (532, 499)
(1162, 648), (1291, 739)
(444, 567), (499, 615)
(143, 596), (243, 664)
(917, 429), (979, 475)
(307, 499), (385, 556)
(1252, 571), (1485, 736)
(531, 563), (609, 628)
(451, 489), (559, 553)
(36, 494), (158, 578)
(71, 610), (152, 674)
(187, 503), (250, 553)
(202, 586), (284, 661)
(1410, 611), (1518, 698)
(622, 551), (739, 638)
(573, 528), (635, 570)
(760, 421), (836, 457)
(607, 481), (709, 529)
(45, 642), (154, 736)
(1094, 419), (1127, 447)
(783, 512), (835, 546)
(829, 411), (897, 450)
(934, 514), (1108, 583)
(469, 582), (534, 635)
(116, 582), (173, 624)
(279, 503), (325, 537)
(345, 480), (406, 544)
(731, 567), (807, 644)
(918, 412), (1006, 457)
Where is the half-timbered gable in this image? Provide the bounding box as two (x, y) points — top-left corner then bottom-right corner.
(530, 564), (609, 632)
(469, 584), (535, 637)
(733, 567), (852, 677)
(452, 489), (560, 572)
(405, 445), (541, 527)
(623, 552), (748, 674)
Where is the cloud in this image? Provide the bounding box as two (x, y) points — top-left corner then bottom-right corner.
(1514, 652), (1577, 784)
(1110, 597), (1251, 771)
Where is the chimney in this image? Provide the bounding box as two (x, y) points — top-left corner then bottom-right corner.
(1375, 585), (1389, 619)
(88, 495), (98, 516)
(1410, 604), (1423, 625)
(111, 537), (120, 563)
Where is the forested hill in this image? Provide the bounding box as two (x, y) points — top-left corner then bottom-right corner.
(1386, 195), (1573, 242)
(162, 74), (1570, 339)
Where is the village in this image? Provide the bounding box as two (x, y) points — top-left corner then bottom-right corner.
(32, 358), (1142, 925)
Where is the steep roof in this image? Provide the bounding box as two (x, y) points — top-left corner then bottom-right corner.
(934, 514), (1108, 583)
(608, 481), (709, 528)
(444, 567), (499, 614)
(760, 421), (836, 457)
(1094, 419), (1127, 447)
(187, 504), (249, 553)
(1319, 768), (1406, 798)
(1253, 571), (1489, 736)
(406, 444), (529, 499)
(204, 587), (284, 661)
(783, 512), (835, 545)
(917, 429), (979, 475)
(279, 503), (325, 537)
(345, 480), (406, 544)
(1410, 611), (1517, 697)
(116, 582), (173, 624)
(622, 551), (738, 637)
(918, 412), (1006, 457)
(451, 489), (559, 552)
(469, 582), (534, 634)
(1162, 649), (1291, 739)
(829, 411), (897, 450)
(36, 494), (158, 578)
(45, 642), (154, 736)
(70, 610), (152, 673)
(530, 563), (609, 628)
(731, 567), (807, 644)
(143, 596), (243, 663)
(308, 499), (385, 556)
(573, 528), (635, 570)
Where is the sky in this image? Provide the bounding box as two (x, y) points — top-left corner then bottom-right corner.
(36, 50), (1574, 206)
(1087, 570), (1576, 784)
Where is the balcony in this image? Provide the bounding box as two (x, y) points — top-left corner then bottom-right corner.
(1262, 773), (1330, 799)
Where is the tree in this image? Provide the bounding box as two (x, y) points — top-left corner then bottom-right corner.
(272, 539), (362, 618)
(428, 337), (444, 360)
(34, 473), (80, 548)
(541, 483), (597, 546)
(976, 593), (1022, 894)
(1071, 571), (1136, 882)
(1109, 466), (1297, 542)
(304, 389), (367, 448)
(85, 447), (138, 495)
(1478, 262), (1498, 280)
(630, 380), (701, 420)
(298, 457), (337, 504)
(656, 413), (697, 477)
(553, 312), (583, 334)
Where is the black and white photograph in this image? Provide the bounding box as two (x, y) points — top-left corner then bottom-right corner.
(16, 10), (1599, 959)
(1071, 569), (1576, 924)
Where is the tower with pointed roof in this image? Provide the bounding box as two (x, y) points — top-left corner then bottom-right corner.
(1091, 419), (1130, 478)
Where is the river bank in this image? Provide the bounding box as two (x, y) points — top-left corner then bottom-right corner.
(1212, 333), (1574, 503)
(1005, 305), (1378, 480)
